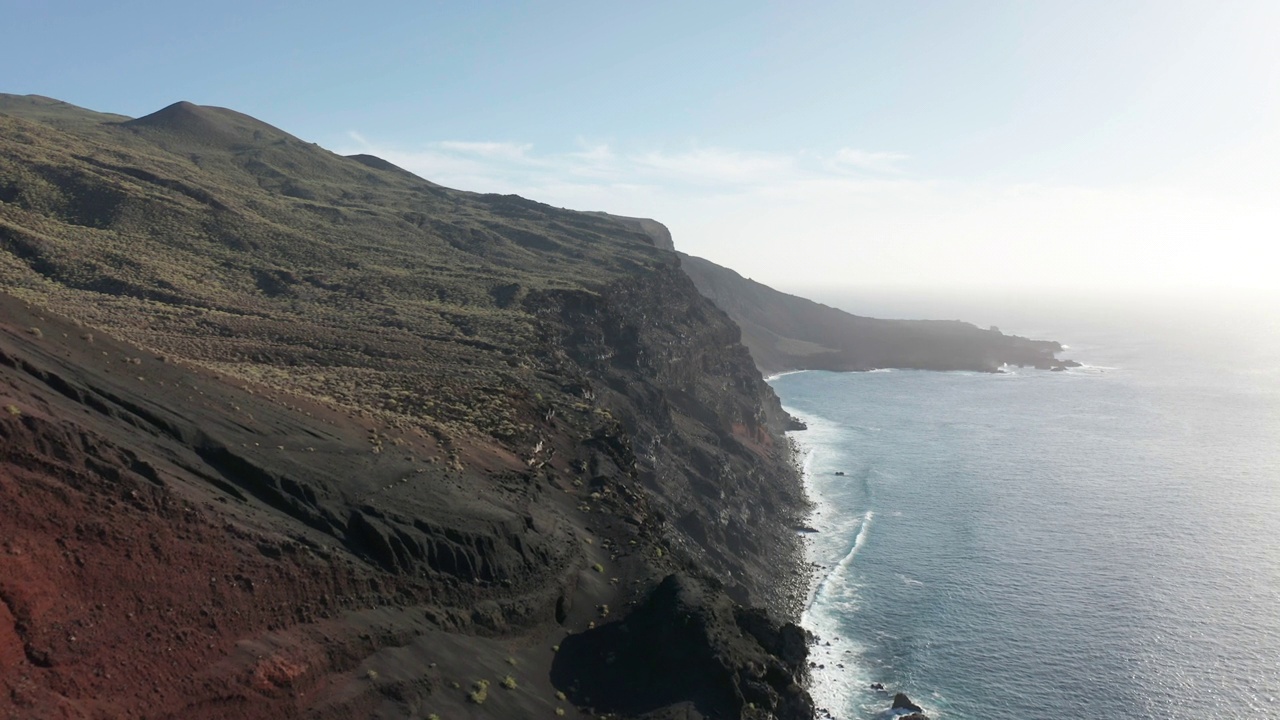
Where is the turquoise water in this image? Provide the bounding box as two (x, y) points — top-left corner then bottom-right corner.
(770, 294), (1280, 719)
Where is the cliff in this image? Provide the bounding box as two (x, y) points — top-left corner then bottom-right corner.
(0, 95), (811, 719)
(679, 252), (1075, 375)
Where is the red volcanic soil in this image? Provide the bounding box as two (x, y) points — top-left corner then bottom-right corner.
(0, 296), (603, 719)
(0, 298), (386, 718)
(1, 439), (364, 718)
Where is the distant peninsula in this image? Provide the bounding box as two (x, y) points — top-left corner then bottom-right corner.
(679, 252), (1076, 375)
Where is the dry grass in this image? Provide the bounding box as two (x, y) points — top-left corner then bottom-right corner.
(0, 99), (668, 450)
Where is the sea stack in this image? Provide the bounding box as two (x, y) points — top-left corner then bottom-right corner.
(892, 692), (925, 714)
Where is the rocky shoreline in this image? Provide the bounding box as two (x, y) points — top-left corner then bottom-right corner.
(781, 402), (938, 720)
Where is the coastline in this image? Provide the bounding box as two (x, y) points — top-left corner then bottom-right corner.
(774, 389), (883, 720)
(770, 373), (844, 718)
(777, 432), (818, 625)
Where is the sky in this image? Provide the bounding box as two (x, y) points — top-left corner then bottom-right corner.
(5, 0), (1279, 296)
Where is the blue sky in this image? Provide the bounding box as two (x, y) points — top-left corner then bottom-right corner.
(5, 1), (1278, 294)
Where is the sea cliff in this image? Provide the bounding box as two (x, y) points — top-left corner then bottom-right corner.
(0, 95), (813, 719)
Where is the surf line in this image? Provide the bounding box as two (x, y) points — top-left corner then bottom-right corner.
(807, 510), (874, 612)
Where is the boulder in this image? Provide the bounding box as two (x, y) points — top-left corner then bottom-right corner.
(892, 693), (924, 713)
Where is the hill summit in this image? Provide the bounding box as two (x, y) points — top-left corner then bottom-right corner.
(123, 100), (292, 148)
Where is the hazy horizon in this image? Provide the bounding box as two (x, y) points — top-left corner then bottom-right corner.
(782, 283), (1280, 347)
(6, 1), (1278, 295)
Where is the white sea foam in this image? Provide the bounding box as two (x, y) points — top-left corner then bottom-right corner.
(1067, 362), (1117, 372)
(808, 511), (873, 608)
(784, 402), (878, 719)
(765, 369), (809, 382)
(836, 512), (873, 574)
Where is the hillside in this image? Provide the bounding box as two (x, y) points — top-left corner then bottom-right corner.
(679, 252), (1076, 375)
(0, 95), (813, 719)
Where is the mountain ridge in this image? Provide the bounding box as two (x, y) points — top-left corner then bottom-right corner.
(1, 95), (815, 719)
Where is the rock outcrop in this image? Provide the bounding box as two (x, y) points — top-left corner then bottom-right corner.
(552, 574), (812, 720)
(892, 692), (926, 715)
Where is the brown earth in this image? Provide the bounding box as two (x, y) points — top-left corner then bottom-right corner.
(0, 269), (814, 720)
(1, 288), (811, 719)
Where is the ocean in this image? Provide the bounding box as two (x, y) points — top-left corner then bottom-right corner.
(769, 291), (1280, 720)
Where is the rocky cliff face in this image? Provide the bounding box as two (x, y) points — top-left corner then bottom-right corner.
(0, 95), (810, 719)
(526, 263), (807, 610)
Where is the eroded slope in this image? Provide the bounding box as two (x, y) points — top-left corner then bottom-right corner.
(0, 95), (811, 719)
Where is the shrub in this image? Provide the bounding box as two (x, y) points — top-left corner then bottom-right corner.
(501, 675), (517, 690)
(468, 679), (490, 704)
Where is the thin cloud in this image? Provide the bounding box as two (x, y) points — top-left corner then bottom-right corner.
(628, 148), (799, 187)
(330, 132), (1279, 292)
(831, 148), (910, 174)
(434, 140), (535, 161)
(335, 134), (896, 193)
(570, 142), (615, 163)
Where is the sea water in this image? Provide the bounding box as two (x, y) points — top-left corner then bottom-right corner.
(769, 292), (1280, 719)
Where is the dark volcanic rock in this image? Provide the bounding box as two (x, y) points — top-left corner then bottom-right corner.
(552, 573), (813, 720)
(892, 692), (925, 713)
